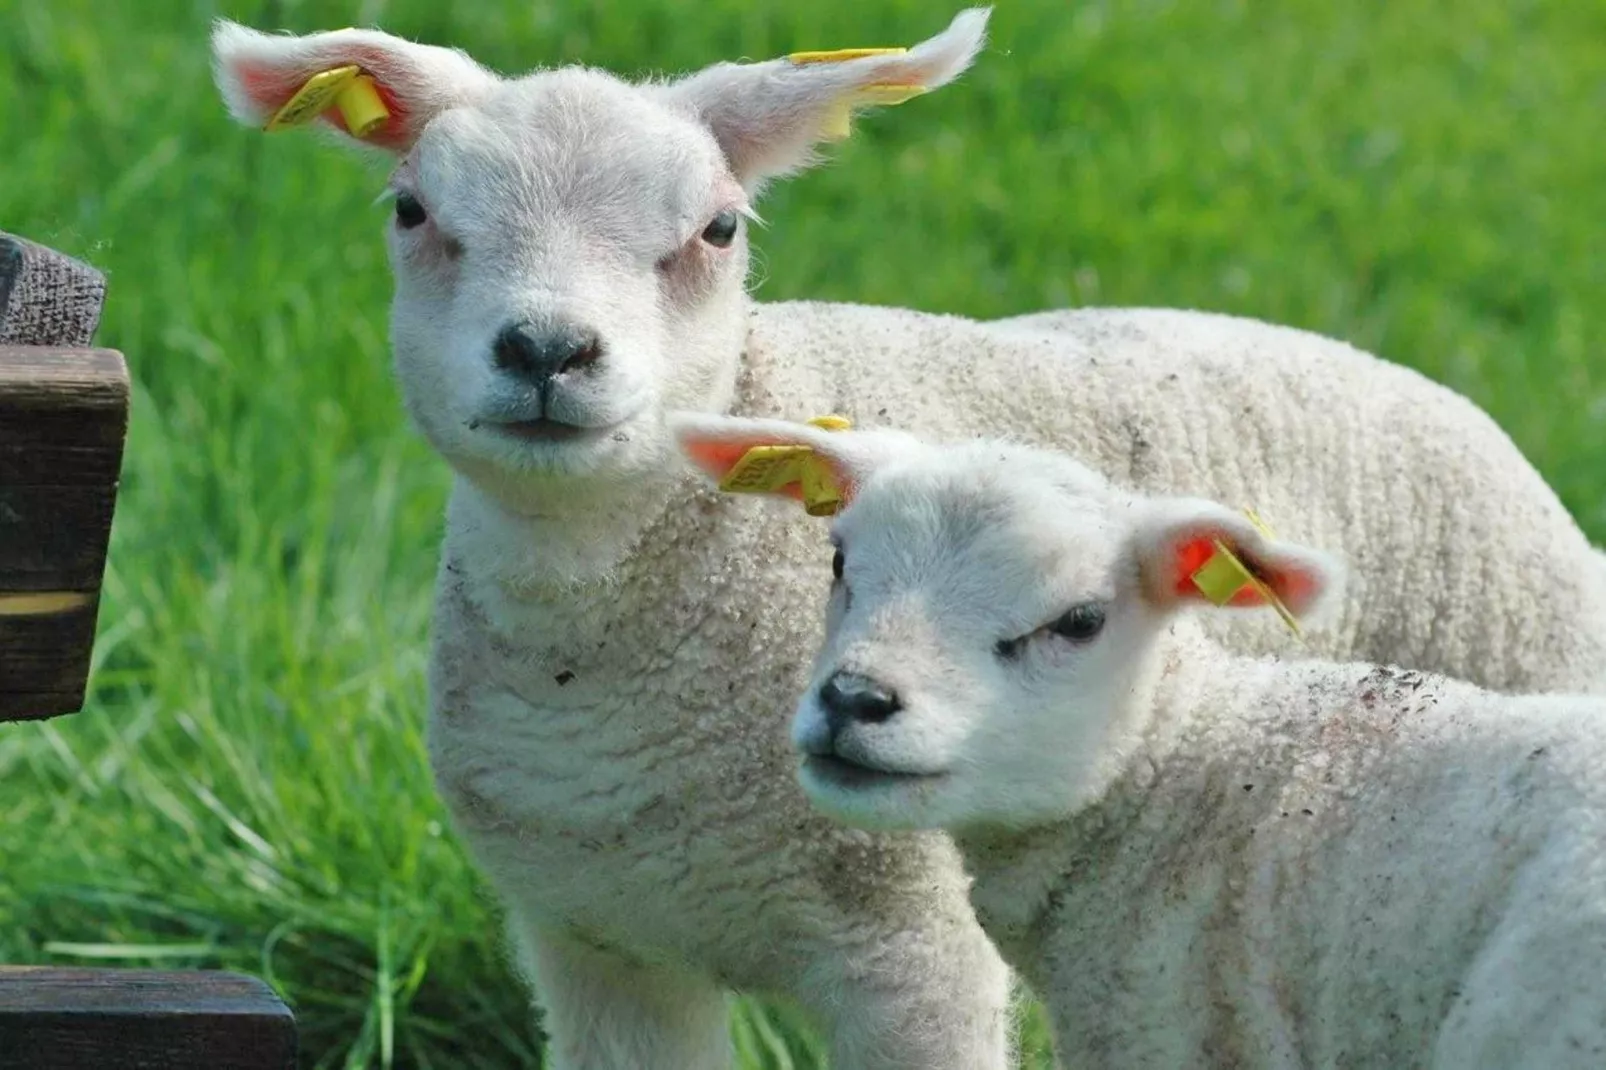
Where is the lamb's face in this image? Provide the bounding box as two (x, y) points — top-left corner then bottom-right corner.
(386, 74), (750, 488)
(793, 447), (1168, 833)
(210, 11), (991, 505)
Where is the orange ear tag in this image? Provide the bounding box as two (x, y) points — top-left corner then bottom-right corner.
(1189, 509), (1302, 636)
(786, 47), (926, 141)
(717, 415), (853, 517)
(266, 65), (390, 136)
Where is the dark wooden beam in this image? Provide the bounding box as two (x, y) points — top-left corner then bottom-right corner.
(1, 229), (127, 722)
(0, 347), (128, 722)
(0, 968), (297, 1070)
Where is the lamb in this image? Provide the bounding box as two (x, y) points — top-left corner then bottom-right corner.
(209, 8), (1606, 1067)
(677, 412), (1606, 1068)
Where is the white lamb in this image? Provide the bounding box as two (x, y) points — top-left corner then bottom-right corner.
(211, 9), (1606, 1067)
(679, 413), (1606, 1069)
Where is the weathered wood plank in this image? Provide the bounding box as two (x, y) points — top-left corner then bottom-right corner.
(0, 599), (100, 719)
(0, 347), (128, 722)
(0, 347), (128, 402)
(0, 234), (106, 348)
(0, 967), (297, 1070)
(0, 486), (121, 591)
(0, 349), (129, 489)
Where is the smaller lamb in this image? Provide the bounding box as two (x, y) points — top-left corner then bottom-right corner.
(675, 413), (1606, 1070)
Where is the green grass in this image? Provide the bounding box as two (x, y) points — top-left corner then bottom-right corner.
(2, 0), (1604, 1065)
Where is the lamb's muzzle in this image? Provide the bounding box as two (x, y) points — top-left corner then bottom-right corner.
(797, 669), (937, 791)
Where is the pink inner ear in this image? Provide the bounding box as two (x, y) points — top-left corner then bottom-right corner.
(237, 62), (304, 111)
(1171, 537), (1216, 594)
(681, 438), (762, 479)
(1263, 562), (1319, 609)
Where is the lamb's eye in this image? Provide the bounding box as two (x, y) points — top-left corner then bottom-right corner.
(395, 193), (427, 229)
(831, 549), (845, 581)
(1048, 602), (1106, 643)
(702, 209), (740, 248)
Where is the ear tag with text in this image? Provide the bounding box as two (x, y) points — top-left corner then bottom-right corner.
(718, 415), (853, 517)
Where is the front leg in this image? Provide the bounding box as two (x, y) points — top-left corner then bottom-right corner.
(511, 921), (733, 1070)
(801, 916), (1017, 1070)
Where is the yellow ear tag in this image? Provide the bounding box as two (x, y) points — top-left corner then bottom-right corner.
(336, 75), (390, 137)
(718, 415), (853, 517)
(1190, 509), (1302, 637)
(786, 47), (925, 141)
(265, 66), (391, 137)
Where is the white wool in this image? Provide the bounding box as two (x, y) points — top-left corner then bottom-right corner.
(779, 438), (1606, 1067)
(213, 8), (1606, 1068)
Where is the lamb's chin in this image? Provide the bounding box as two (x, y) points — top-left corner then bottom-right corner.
(493, 427), (631, 471)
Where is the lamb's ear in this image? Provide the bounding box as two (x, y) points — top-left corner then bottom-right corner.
(210, 19), (499, 152)
(661, 7), (990, 192)
(670, 414), (917, 516)
(1132, 499), (1343, 622)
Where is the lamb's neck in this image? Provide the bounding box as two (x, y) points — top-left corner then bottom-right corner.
(444, 471), (685, 601)
(954, 626), (1300, 946)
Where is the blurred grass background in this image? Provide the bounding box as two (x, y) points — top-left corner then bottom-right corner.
(2, 0), (1603, 1066)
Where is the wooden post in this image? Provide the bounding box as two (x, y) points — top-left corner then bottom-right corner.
(0, 968), (297, 1070)
(0, 234), (129, 722)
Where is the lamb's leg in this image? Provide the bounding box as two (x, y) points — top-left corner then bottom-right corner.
(512, 923), (733, 1070)
(800, 918), (1016, 1070)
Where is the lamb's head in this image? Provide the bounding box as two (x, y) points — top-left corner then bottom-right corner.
(676, 414), (1343, 832)
(210, 12), (989, 504)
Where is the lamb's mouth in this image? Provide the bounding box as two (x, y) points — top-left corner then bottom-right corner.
(476, 416), (622, 445)
(496, 418), (601, 442)
(802, 753), (944, 790)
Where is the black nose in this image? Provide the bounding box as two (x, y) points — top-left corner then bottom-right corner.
(493, 320), (602, 387)
(819, 671), (902, 726)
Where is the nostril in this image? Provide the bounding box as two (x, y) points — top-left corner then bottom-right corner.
(820, 672), (902, 725)
(493, 323), (541, 377)
(561, 332), (603, 374)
